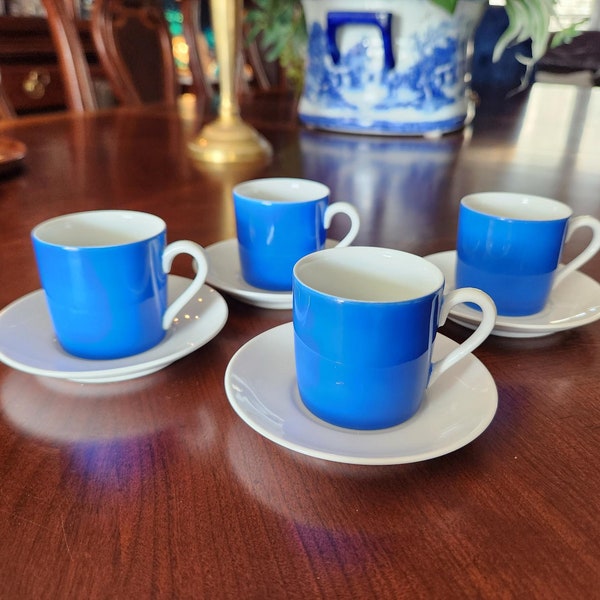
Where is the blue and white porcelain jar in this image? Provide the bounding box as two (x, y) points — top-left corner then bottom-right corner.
(298, 0), (486, 136)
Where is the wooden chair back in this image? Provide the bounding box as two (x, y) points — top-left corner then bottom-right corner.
(178, 0), (281, 99)
(91, 0), (179, 106)
(42, 0), (279, 113)
(179, 0), (214, 100)
(0, 71), (17, 119)
(40, 0), (98, 112)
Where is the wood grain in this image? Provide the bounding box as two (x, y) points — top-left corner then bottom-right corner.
(0, 85), (599, 599)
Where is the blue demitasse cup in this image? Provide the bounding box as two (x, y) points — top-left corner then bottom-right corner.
(233, 177), (360, 291)
(292, 247), (496, 430)
(31, 210), (208, 360)
(456, 192), (600, 317)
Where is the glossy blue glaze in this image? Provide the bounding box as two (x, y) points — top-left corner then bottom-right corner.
(234, 192), (328, 292)
(456, 202), (569, 316)
(294, 335), (429, 430)
(32, 232), (167, 359)
(293, 269), (442, 430)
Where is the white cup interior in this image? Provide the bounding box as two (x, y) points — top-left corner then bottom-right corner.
(462, 192), (572, 221)
(234, 178), (329, 203)
(32, 210), (165, 247)
(294, 247), (444, 302)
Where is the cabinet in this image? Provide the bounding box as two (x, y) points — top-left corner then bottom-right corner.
(0, 15), (102, 114)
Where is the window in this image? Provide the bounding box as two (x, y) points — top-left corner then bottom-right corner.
(551, 0), (599, 30)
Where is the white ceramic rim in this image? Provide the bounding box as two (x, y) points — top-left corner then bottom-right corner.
(293, 246), (444, 304)
(32, 210), (166, 248)
(461, 192), (572, 221)
(233, 177), (330, 204)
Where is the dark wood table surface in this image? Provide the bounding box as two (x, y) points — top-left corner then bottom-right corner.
(0, 83), (599, 599)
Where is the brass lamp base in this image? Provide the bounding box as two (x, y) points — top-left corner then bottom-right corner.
(188, 117), (272, 164)
(188, 0), (272, 165)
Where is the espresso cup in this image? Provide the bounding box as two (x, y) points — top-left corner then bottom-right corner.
(292, 246), (496, 430)
(31, 210), (208, 360)
(456, 192), (600, 316)
(233, 177), (360, 291)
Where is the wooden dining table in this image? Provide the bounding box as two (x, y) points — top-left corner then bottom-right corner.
(0, 82), (599, 599)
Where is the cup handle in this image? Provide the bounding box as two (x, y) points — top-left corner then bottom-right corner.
(324, 202), (360, 248)
(428, 288), (496, 387)
(161, 240), (208, 330)
(553, 215), (600, 288)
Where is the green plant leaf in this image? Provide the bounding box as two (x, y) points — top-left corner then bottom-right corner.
(429, 0), (458, 12)
(551, 20), (585, 47)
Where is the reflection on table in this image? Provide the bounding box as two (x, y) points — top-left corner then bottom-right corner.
(0, 83), (599, 599)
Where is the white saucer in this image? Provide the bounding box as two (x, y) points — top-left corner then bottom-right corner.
(224, 323), (497, 465)
(425, 251), (600, 338)
(205, 239), (292, 309)
(205, 238), (338, 310)
(0, 275), (228, 383)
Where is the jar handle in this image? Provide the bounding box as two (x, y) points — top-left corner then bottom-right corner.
(326, 12), (395, 71)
